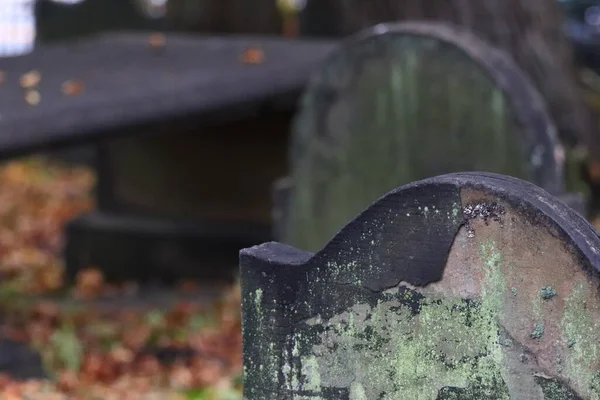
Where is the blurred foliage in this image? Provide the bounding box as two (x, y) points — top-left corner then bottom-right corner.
(0, 157), (242, 399)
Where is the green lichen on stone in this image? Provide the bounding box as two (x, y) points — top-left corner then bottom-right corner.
(278, 239), (600, 399)
(349, 381), (368, 400)
(305, 294), (508, 399)
(326, 260), (362, 285)
(435, 381), (510, 400)
(530, 323), (545, 339)
(511, 287), (518, 296)
(290, 240), (512, 399)
(561, 282), (600, 398)
(540, 286), (557, 300)
(591, 370), (600, 397)
(255, 288), (263, 311)
(452, 203), (461, 219)
(534, 376), (580, 399)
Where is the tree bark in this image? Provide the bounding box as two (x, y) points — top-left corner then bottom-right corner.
(300, 0), (598, 161)
(166, 0), (282, 34)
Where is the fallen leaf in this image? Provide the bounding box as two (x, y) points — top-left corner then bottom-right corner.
(0, 157), (244, 398)
(240, 47), (264, 64)
(169, 364), (193, 390)
(73, 268), (104, 299)
(20, 70), (41, 89)
(56, 370), (78, 392)
(109, 346), (134, 364)
(61, 80), (84, 96)
(24, 90), (41, 105)
(148, 33), (166, 49)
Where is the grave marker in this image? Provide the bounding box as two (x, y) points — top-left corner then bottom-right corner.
(276, 22), (578, 253)
(243, 172), (600, 399)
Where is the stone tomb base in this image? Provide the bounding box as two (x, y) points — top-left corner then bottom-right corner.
(64, 109), (292, 283)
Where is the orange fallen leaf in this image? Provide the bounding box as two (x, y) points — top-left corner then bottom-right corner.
(122, 324), (151, 349)
(135, 355), (162, 377)
(61, 80), (84, 96)
(74, 268), (104, 299)
(191, 359), (224, 387)
(240, 47), (264, 64)
(168, 364), (193, 390)
(148, 33), (166, 49)
(56, 370), (78, 393)
(20, 70), (41, 89)
(109, 346), (134, 364)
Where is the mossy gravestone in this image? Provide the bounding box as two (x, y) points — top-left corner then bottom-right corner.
(278, 21), (568, 252)
(242, 172), (600, 399)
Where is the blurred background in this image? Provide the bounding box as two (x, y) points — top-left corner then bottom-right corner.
(1, 0), (600, 398)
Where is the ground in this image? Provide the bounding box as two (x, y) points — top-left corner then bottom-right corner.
(0, 154), (598, 400)
(0, 156), (242, 400)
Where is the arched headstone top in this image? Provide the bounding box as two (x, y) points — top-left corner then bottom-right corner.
(244, 172), (600, 399)
(294, 21), (564, 193)
(282, 21), (568, 251)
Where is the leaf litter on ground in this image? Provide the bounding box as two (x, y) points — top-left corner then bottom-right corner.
(0, 156), (242, 399)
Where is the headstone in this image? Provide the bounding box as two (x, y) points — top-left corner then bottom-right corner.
(277, 21), (578, 253)
(242, 171), (600, 399)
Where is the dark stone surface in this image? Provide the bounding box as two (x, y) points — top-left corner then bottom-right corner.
(0, 32), (337, 160)
(278, 21), (567, 252)
(96, 110), (293, 223)
(241, 172), (600, 399)
(42, 145), (97, 167)
(64, 210), (270, 283)
(0, 339), (46, 380)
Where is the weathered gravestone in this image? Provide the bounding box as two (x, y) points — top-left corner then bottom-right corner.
(276, 21), (584, 253)
(242, 171), (600, 399)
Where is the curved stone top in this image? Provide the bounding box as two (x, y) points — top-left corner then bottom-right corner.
(282, 21), (569, 253)
(291, 21), (564, 194)
(242, 172), (600, 399)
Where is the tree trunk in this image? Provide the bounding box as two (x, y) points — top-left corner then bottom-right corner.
(36, 0), (159, 42)
(166, 0), (282, 34)
(301, 0), (598, 161)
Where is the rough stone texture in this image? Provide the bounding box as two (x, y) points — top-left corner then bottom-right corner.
(279, 22), (566, 252)
(242, 172), (600, 399)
